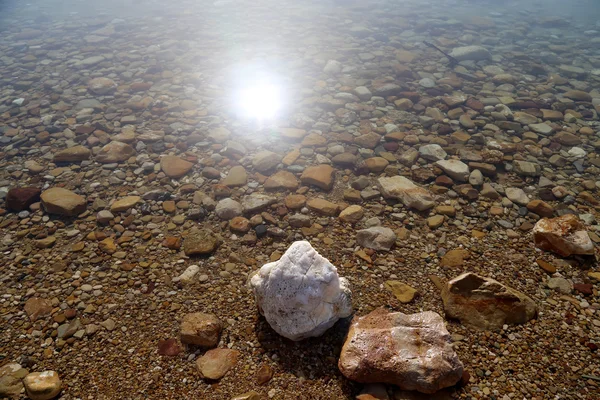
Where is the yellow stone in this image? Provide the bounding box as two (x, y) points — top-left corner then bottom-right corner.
(355, 250), (372, 264)
(472, 230), (486, 239)
(282, 149), (301, 166)
(98, 238), (116, 254)
(110, 196), (141, 212)
(385, 280), (418, 303)
(440, 249), (470, 267)
(427, 215), (445, 229)
(71, 242), (85, 252)
(588, 272), (600, 282)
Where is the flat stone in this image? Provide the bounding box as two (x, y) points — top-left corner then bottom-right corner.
(160, 155), (194, 178)
(513, 111), (538, 125)
(364, 157), (389, 172)
(419, 144), (447, 161)
(356, 227), (396, 251)
(215, 198), (243, 220)
(385, 281), (418, 303)
(35, 236), (56, 249)
(242, 193), (276, 214)
(442, 272), (538, 330)
(563, 90), (592, 102)
(110, 196), (140, 212)
(183, 229), (220, 256)
(41, 188), (87, 216)
(88, 77), (117, 95)
(548, 277), (572, 294)
(339, 205), (364, 224)
(378, 176), (435, 211)
(338, 308), (463, 394)
(449, 45), (491, 61)
(24, 298), (52, 321)
(554, 131), (582, 146)
(253, 150), (282, 173)
(513, 160), (541, 177)
(435, 160), (469, 182)
(505, 187), (529, 206)
(54, 145), (91, 163)
(196, 348), (240, 380)
(300, 165), (335, 191)
(96, 141), (135, 163)
(536, 259), (557, 274)
(307, 198), (340, 216)
(529, 123), (553, 135)
(427, 215), (445, 229)
(332, 153), (358, 167)
(264, 170), (299, 190)
(354, 132), (381, 149)
(180, 313), (223, 347)
(440, 249), (469, 267)
(232, 391), (261, 400)
(208, 127), (231, 143)
(279, 128), (307, 140)
(222, 166), (247, 187)
(527, 200), (554, 218)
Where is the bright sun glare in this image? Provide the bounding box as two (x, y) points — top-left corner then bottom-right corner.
(237, 82), (283, 122)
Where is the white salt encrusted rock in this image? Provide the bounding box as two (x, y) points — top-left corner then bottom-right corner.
(250, 241), (352, 341)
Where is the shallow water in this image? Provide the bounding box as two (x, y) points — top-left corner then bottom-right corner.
(1, 0), (600, 399)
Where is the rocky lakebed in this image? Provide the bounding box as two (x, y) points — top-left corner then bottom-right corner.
(1, 0), (600, 399)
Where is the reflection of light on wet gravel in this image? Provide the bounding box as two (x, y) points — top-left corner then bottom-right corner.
(236, 82), (283, 122)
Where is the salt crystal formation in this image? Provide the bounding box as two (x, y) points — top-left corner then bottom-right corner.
(250, 241), (352, 341)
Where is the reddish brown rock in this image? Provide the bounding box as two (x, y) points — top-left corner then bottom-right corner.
(24, 298), (52, 321)
(533, 214), (595, 257)
(162, 236), (182, 250)
(229, 216), (251, 233)
(300, 165), (335, 191)
(526, 200), (554, 218)
(6, 187), (41, 211)
(574, 283), (593, 295)
(157, 338), (182, 356)
(256, 363), (274, 385)
(442, 273), (538, 330)
(338, 308), (463, 394)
